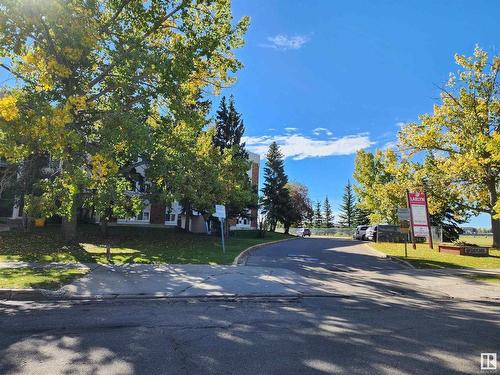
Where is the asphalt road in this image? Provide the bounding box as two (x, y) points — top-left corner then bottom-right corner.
(1, 238), (499, 374)
(245, 237), (406, 276)
(1, 296), (499, 375)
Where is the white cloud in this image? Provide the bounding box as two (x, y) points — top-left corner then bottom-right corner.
(284, 127), (298, 132)
(396, 121), (406, 128)
(383, 141), (398, 150)
(260, 34), (309, 50)
(313, 127), (333, 136)
(243, 132), (374, 160)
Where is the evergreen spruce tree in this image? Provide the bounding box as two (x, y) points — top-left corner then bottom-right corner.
(212, 95), (255, 220)
(323, 196), (333, 228)
(261, 142), (289, 232)
(353, 202), (371, 226)
(314, 201), (323, 228)
(213, 95), (247, 158)
(338, 180), (356, 227)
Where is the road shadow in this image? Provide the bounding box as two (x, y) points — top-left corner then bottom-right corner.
(1, 287), (499, 374)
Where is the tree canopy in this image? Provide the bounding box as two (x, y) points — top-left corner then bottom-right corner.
(282, 182), (313, 233)
(0, 0), (250, 239)
(399, 46), (499, 246)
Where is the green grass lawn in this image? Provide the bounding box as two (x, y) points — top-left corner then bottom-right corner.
(0, 268), (88, 289)
(459, 235), (493, 247)
(370, 242), (500, 269)
(0, 225), (292, 265)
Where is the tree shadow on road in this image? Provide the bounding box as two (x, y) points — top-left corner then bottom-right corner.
(1, 280), (499, 374)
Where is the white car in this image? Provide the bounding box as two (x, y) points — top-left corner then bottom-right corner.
(353, 225), (369, 240)
(296, 228), (312, 237)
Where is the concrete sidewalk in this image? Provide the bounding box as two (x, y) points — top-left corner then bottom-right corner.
(1, 261), (500, 301)
(57, 264), (304, 298)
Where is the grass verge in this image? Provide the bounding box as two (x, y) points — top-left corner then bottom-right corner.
(0, 225), (292, 265)
(369, 242), (500, 269)
(462, 274), (500, 284)
(458, 235), (493, 247)
(0, 268), (88, 289)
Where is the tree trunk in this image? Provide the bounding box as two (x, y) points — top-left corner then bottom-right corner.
(492, 215), (500, 249)
(284, 222), (290, 234)
(62, 203), (77, 242)
(100, 208), (112, 238)
(270, 220), (276, 232)
(100, 219), (108, 237)
(487, 178), (499, 248)
(184, 204), (191, 232)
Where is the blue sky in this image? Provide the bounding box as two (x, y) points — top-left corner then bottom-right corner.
(221, 0), (500, 227)
(0, 1), (498, 227)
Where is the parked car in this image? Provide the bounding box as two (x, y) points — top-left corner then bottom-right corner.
(365, 226), (377, 241)
(353, 225), (369, 240)
(296, 228), (311, 237)
(365, 225), (402, 241)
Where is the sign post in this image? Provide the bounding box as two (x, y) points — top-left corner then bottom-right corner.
(397, 208), (410, 257)
(407, 191), (433, 249)
(214, 204), (226, 254)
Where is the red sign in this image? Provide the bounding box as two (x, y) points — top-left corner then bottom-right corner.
(407, 191), (433, 249)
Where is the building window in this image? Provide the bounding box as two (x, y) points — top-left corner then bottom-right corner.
(165, 213), (176, 222)
(136, 210), (150, 222)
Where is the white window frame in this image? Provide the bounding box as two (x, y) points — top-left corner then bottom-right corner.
(117, 205), (151, 224)
(164, 209), (177, 225)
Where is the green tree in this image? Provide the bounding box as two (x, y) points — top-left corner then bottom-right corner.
(213, 95), (247, 158)
(212, 95), (256, 220)
(338, 181), (356, 227)
(0, 0), (249, 240)
(261, 142), (289, 232)
(353, 149), (407, 224)
(314, 201), (323, 228)
(282, 182), (313, 234)
(323, 196), (333, 228)
(353, 202), (370, 226)
(353, 148), (468, 241)
(399, 47), (499, 247)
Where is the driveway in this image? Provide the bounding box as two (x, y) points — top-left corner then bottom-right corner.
(245, 237), (406, 276)
(244, 237), (500, 301)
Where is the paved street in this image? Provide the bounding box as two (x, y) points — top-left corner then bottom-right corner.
(1, 295), (499, 374)
(245, 237), (406, 274)
(1, 238), (499, 374)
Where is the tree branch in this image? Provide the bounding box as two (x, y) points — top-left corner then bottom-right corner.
(87, 1), (187, 90)
(0, 63), (36, 85)
(99, 0), (132, 34)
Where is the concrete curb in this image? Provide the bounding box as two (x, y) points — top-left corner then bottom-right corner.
(387, 256), (416, 269)
(364, 243), (388, 258)
(364, 244), (415, 269)
(233, 237), (300, 266)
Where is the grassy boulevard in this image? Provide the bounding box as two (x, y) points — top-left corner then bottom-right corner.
(0, 225), (292, 289)
(369, 236), (500, 283)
